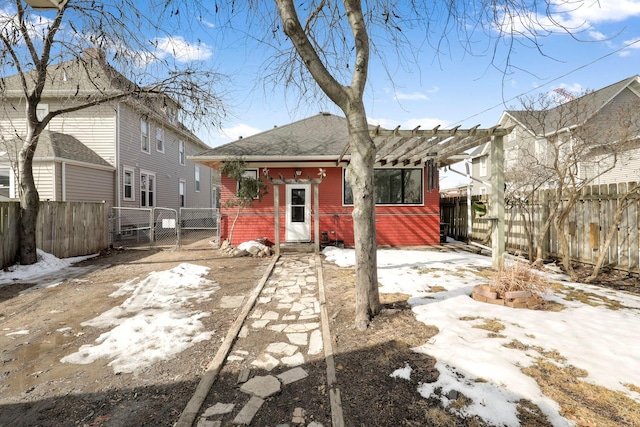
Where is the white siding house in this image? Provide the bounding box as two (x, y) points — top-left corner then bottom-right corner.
(0, 50), (213, 210)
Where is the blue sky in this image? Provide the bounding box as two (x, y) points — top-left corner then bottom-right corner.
(173, 1), (640, 150)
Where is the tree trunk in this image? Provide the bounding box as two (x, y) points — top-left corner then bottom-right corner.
(554, 211), (577, 281)
(344, 108), (380, 331)
(18, 136), (40, 265)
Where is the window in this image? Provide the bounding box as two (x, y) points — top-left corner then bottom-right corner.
(0, 167), (13, 198)
(123, 168), (134, 200)
(140, 171), (155, 207)
(36, 104), (48, 121)
(237, 169), (258, 197)
(141, 119), (149, 153)
(179, 180), (186, 207)
(505, 145), (518, 169)
(343, 168), (423, 205)
(179, 140), (185, 165)
(156, 128), (164, 152)
(479, 156), (487, 177)
(195, 165), (201, 192)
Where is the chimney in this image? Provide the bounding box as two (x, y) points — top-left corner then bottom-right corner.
(83, 48), (107, 63)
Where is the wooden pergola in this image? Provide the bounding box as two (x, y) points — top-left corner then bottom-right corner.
(268, 124), (513, 269)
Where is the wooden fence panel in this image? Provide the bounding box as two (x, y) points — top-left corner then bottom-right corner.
(441, 181), (640, 275)
(1, 201), (107, 269)
(0, 203), (20, 268)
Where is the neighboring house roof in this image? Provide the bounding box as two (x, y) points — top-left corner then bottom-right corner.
(503, 75), (640, 136)
(0, 49), (208, 150)
(195, 112), (350, 162)
(1, 130), (114, 169)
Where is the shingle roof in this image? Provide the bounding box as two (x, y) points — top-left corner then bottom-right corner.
(505, 75), (640, 135)
(196, 113), (350, 158)
(2, 130), (113, 168)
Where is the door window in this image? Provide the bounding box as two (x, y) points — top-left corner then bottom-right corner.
(291, 188), (305, 222)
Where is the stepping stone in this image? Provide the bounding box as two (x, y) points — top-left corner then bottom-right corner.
(266, 342), (298, 356)
(257, 297), (271, 304)
(250, 309), (264, 319)
(237, 368), (251, 384)
(251, 353), (280, 371)
(220, 296), (245, 309)
(300, 308), (315, 316)
(261, 311), (280, 320)
(238, 326), (249, 338)
(281, 352), (305, 367)
(227, 355), (244, 362)
(289, 302), (307, 313)
(282, 314), (297, 321)
(277, 303), (293, 310)
(307, 423), (324, 427)
(298, 315), (318, 320)
(251, 320), (270, 328)
(262, 287), (276, 294)
(306, 276), (318, 283)
(232, 396), (264, 425)
(202, 403), (235, 417)
(240, 375), (281, 398)
(287, 332), (308, 346)
(308, 330), (323, 355)
(277, 367), (309, 385)
(197, 419), (221, 427)
(268, 324), (287, 332)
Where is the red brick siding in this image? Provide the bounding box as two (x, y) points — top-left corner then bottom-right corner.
(220, 166), (440, 246)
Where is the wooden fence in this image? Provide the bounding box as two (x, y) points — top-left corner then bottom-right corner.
(1, 201), (108, 269)
(441, 182), (640, 274)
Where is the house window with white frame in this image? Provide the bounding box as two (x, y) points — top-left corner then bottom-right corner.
(479, 156), (488, 177)
(0, 166), (14, 198)
(505, 145), (519, 169)
(123, 168), (135, 200)
(237, 169), (259, 198)
(141, 119), (150, 153)
(140, 171), (155, 207)
(156, 127), (164, 152)
(195, 165), (201, 192)
(179, 180), (186, 207)
(179, 140), (185, 165)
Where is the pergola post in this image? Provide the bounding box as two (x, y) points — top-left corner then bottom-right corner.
(273, 184), (280, 257)
(314, 183), (320, 254)
(490, 135), (505, 270)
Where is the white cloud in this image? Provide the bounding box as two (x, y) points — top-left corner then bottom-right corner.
(154, 36), (213, 63)
(496, 0), (640, 41)
(396, 91), (430, 101)
(219, 123), (262, 141)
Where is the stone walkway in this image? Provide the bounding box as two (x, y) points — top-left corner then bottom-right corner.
(192, 253), (339, 427)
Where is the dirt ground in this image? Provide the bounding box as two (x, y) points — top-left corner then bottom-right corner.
(1, 247), (638, 427)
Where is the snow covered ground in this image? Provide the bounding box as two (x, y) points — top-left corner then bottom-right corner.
(3, 246), (639, 426)
(323, 246), (640, 427)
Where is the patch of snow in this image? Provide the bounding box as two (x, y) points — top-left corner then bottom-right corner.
(390, 362), (413, 380)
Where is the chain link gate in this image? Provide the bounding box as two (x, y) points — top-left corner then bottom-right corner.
(154, 208), (179, 248)
(179, 208), (220, 249)
(110, 207), (219, 250)
(110, 207), (154, 249)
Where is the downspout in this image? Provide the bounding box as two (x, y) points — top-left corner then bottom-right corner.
(115, 104), (121, 208)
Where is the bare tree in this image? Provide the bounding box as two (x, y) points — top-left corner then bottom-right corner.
(209, 0), (607, 329)
(510, 92), (640, 280)
(0, 0), (225, 265)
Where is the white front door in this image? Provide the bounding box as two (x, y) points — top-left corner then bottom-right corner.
(285, 184), (311, 242)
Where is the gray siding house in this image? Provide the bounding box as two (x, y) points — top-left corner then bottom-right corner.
(0, 49), (213, 210)
(468, 75), (640, 196)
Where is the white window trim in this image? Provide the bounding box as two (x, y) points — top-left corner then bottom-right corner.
(140, 170), (156, 207)
(195, 165), (201, 192)
(179, 179), (186, 207)
(179, 140), (185, 165)
(479, 156), (488, 177)
(156, 127), (164, 153)
(123, 166), (135, 201)
(141, 118), (150, 153)
(0, 165), (16, 199)
(237, 169), (259, 199)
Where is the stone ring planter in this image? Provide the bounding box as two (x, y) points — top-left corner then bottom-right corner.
(471, 284), (542, 310)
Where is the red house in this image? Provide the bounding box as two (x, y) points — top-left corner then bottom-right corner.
(191, 113), (496, 249)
